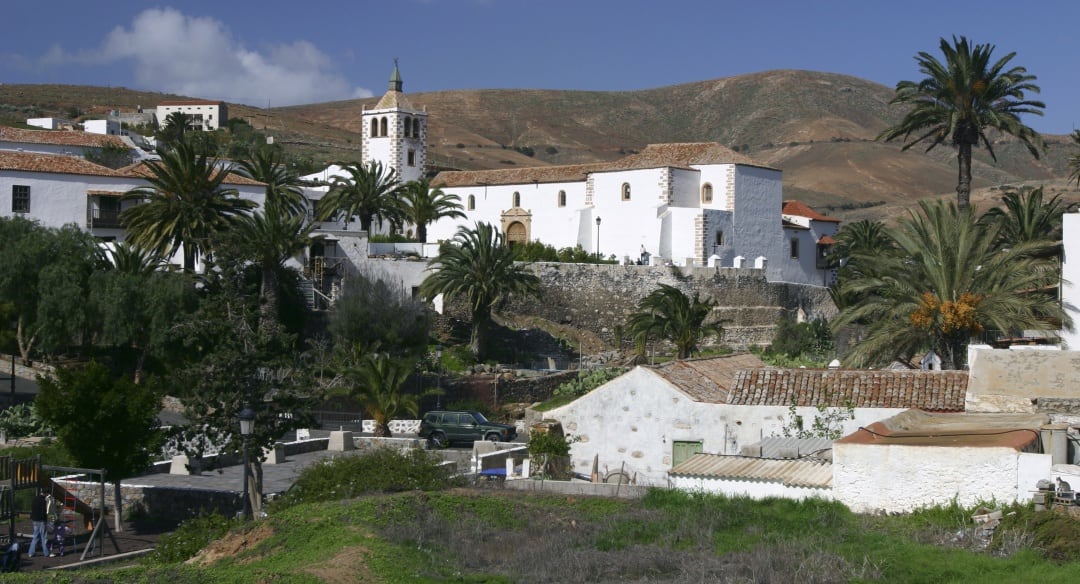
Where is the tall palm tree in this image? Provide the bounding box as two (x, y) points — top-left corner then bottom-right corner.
(626, 284), (722, 359)
(980, 187), (1074, 250)
(833, 200), (1064, 369)
(233, 207), (314, 338)
(236, 147), (307, 218)
(419, 223), (541, 359)
(827, 220), (896, 311)
(316, 160), (404, 234)
(347, 352), (421, 437)
(122, 142), (255, 272)
(399, 177), (465, 243)
(878, 36), (1046, 210)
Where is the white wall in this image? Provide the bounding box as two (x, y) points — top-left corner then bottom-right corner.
(669, 475), (833, 501)
(546, 367), (905, 486)
(730, 166), (784, 281)
(0, 171), (140, 229)
(1062, 214), (1080, 349)
(84, 119), (121, 136)
(833, 442), (1051, 513)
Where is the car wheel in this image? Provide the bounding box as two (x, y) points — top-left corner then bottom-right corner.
(431, 432), (448, 448)
(485, 433), (501, 443)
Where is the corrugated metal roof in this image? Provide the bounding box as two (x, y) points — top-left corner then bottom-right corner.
(751, 437), (833, 460)
(670, 453), (832, 488)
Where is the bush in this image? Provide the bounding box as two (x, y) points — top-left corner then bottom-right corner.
(149, 512), (236, 564)
(274, 448), (457, 509)
(0, 403), (51, 440)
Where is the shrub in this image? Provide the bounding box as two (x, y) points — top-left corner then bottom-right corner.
(274, 447), (457, 509)
(544, 146), (558, 155)
(149, 512), (236, 564)
(0, 403), (51, 440)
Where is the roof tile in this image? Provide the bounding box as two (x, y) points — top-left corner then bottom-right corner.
(729, 369), (967, 411)
(0, 126), (127, 149)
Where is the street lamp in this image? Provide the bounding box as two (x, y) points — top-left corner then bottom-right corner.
(595, 216), (602, 263)
(435, 344), (443, 409)
(238, 403), (255, 519)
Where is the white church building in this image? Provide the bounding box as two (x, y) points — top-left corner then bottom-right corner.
(343, 64), (841, 287)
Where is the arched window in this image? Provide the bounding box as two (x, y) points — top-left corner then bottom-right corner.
(714, 230), (724, 246)
(512, 191), (521, 208)
(403, 117), (412, 137)
(369, 118), (378, 138)
(558, 190), (566, 207)
(702, 183), (713, 204)
(380, 117), (388, 136)
(468, 194), (475, 211)
(412, 119), (421, 138)
(621, 183), (631, 201)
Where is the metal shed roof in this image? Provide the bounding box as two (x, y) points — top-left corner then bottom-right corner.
(669, 454), (832, 488)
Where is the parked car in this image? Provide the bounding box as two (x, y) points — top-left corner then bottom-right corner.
(419, 410), (517, 447)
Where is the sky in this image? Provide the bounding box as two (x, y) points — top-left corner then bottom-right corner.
(2, 1), (1078, 134)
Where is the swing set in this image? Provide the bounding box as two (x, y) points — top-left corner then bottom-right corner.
(0, 455), (119, 561)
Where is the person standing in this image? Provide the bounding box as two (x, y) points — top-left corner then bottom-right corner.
(28, 489), (48, 558)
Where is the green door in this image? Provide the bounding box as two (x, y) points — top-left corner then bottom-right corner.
(672, 441), (703, 467)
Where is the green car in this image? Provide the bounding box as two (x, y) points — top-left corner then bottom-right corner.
(419, 410), (518, 447)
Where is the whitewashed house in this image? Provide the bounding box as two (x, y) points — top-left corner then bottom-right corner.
(543, 355), (967, 486)
(156, 100), (228, 131)
(0, 150), (265, 270)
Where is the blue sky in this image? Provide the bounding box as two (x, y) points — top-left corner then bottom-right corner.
(2, 1), (1077, 134)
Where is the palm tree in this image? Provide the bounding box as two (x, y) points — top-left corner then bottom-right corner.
(626, 284), (722, 359)
(315, 160), (404, 233)
(400, 177), (465, 243)
(122, 142), (255, 272)
(833, 200), (1064, 369)
(233, 206), (314, 338)
(980, 187), (1074, 250)
(1068, 130), (1080, 187)
(156, 111), (194, 148)
(346, 352), (421, 437)
(236, 147), (307, 218)
(827, 220), (896, 310)
(878, 36), (1046, 210)
(104, 241), (166, 276)
(419, 223), (541, 359)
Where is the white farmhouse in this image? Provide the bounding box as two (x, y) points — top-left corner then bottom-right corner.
(544, 355), (967, 486)
(156, 100), (228, 131)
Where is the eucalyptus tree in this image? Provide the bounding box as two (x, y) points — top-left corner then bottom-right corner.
(878, 36), (1045, 210)
(833, 200), (1065, 369)
(626, 284), (722, 359)
(316, 160), (404, 233)
(420, 223), (541, 359)
(122, 141), (256, 272)
(399, 177), (465, 243)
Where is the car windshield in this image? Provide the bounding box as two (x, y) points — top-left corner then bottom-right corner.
(471, 412), (488, 423)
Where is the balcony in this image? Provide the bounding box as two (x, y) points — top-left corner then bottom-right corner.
(87, 208), (122, 229)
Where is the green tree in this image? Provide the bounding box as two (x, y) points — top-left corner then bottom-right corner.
(36, 361), (163, 531)
(329, 271), (431, 360)
(84, 141), (137, 169)
(1068, 130), (1080, 187)
(316, 160), (404, 233)
(344, 352), (421, 438)
(878, 36), (1046, 210)
(833, 199), (1065, 369)
(122, 141), (256, 272)
(399, 177), (465, 243)
(236, 146), (307, 218)
(419, 223), (542, 359)
(155, 111), (194, 148)
(827, 220), (896, 311)
(980, 187), (1074, 250)
(626, 284), (722, 359)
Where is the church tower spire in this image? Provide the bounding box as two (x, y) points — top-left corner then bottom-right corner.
(361, 60), (427, 185)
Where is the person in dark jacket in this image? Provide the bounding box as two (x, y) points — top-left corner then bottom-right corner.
(28, 490), (48, 558)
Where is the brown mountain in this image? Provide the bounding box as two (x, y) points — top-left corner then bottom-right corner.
(4, 70), (1076, 221)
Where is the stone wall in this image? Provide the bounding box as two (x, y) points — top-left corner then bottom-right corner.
(496, 263), (834, 349)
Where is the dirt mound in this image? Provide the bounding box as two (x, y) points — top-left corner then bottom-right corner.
(187, 522), (275, 566)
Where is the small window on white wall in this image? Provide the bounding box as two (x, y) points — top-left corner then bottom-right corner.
(513, 191), (521, 207)
(407, 150), (416, 166)
(468, 194), (475, 211)
(558, 190), (566, 207)
(702, 183), (713, 204)
(790, 238), (800, 259)
(621, 183), (631, 201)
(714, 231), (724, 246)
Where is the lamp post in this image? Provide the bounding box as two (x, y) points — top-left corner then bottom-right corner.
(595, 216), (602, 263)
(238, 403), (255, 519)
(435, 344), (443, 409)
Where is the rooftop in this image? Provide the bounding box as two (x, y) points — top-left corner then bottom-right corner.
(836, 410), (1046, 449)
(0, 150), (125, 177)
(0, 126), (128, 149)
(670, 453), (832, 488)
(729, 368), (968, 411)
(649, 353), (766, 403)
(782, 200), (841, 223)
(158, 100), (225, 106)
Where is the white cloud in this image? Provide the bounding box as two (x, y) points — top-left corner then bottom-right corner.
(40, 8), (372, 106)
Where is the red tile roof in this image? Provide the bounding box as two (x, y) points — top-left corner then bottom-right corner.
(649, 354), (766, 403)
(0, 151), (125, 177)
(0, 126), (127, 149)
(158, 100), (225, 106)
(817, 234), (838, 245)
(432, 142), (774, 188)
(782, 200), (841, 223)
(728, 369), (967, 411)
